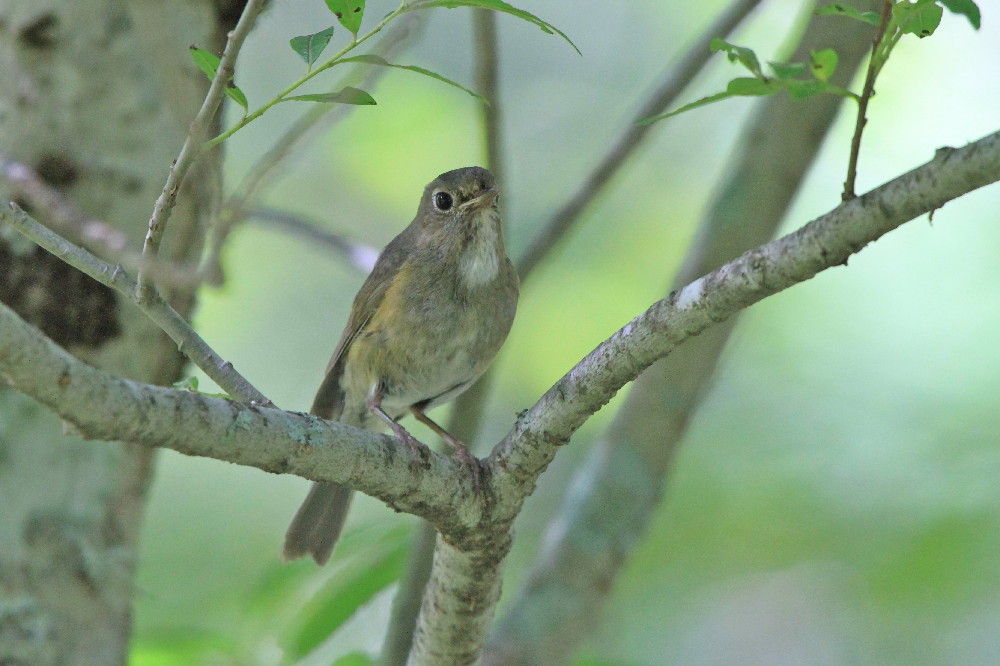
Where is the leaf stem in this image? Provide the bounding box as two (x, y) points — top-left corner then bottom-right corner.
(203, 0), (409, 149)
(842, 0), (893, 201)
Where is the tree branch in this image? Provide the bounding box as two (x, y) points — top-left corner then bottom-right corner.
(486, 4), (881, 660)
(0, 152), (203, 289)
(204, 13), (424, 284)
(2, 127), (998, 663)
(515, 0), (764, 278)
(0, 300), (477, 527)
(137, 0), (267, 299)
(390, 9), (508, 664)
(489, 130), (1000, 512)
(248, 208), (379, 273)
(1, 201), (270, 406)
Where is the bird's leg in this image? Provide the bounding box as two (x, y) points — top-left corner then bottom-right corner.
(410, 406), (473, 457)
(410, 406), (483, 489)
(367, 389), (426, 461)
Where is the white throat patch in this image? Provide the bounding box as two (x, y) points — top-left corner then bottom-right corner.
(459, 208), (501, 288)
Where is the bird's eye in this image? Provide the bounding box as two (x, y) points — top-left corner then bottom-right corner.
(433, 191), (453, 211)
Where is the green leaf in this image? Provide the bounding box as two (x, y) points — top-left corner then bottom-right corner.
(638, 91), (740, 125)
(809, 48), (838, 82)
(893, 0), (944, 37)
(938, 0), (980, 29)
(407, 0), (579, 55)
(226, 84), (248, 112)
(283, 538), (407, 659)
(290, 26), (335, 66)
(639, 76), (784, 125)
(189, 46), (248, 112)
(333, 653), (376, 666)
(815, 3), (882, 25)
(710, 38), (765, 79)
(172, 376), (199, 391)
(282, 87), (377, 105)
(726, 76), (781, 96)
(786, 79), (831, 99)
(325, 0), (365, 35)
(769, 60), (806, 80)
(189, 46), (221, 81)
(341, 54), (488, 104)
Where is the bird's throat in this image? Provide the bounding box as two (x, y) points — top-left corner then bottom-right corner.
(458, 208), (502, 288)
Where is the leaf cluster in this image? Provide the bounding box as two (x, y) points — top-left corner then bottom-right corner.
(187, 0), (577, 147)
(642, 0), (980, 124)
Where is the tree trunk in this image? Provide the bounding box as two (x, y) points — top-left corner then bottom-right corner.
(0, 1), (229, 663)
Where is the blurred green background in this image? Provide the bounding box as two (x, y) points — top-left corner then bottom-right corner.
(132, 2), (1000, 664)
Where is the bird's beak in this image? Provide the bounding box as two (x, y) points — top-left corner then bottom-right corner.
(462, 187), (499, 211)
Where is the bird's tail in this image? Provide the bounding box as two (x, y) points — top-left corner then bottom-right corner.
(283, 482), (354, 565)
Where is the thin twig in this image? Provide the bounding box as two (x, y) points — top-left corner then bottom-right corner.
(248, 208), (378, 273)
(0, 153), (203, 289)
(515, 0), (764, 279)
(843, 0), (892, 201)
(205, 14), (424, 283)
(136, 0), (267, 301)
(3, 200), (270, 407)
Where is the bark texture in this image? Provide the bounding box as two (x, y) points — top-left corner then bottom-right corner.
(486, 3), (882, 662)
(0, 1), (225, 663)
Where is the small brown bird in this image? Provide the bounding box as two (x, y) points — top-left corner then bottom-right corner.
(283, 166), (519, 565)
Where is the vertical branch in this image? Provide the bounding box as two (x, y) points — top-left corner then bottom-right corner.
(842, 0), (893, 200)
(378, 10), (505, 665)
(136, 0), (267, 300)
(379, 520), (437, 666)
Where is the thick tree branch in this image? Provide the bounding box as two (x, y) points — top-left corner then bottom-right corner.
(489, 130), (1000, 511)
(0, 301), (479, 529)
(2, 127), (998, 664)
(388, 10), (509, 664)
(408, 537), (508, 664)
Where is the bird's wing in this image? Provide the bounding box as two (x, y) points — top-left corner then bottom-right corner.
(309, 227), (415, 419)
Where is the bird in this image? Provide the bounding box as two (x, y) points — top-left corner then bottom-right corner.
(283, 166), (519, 565)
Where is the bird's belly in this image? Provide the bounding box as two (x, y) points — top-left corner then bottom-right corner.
(377, 323), (489, 414)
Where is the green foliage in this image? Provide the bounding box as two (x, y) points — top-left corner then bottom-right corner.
(289, 26), (336, 67)
(282, 87), (378, 105)
(172, 375), (199, 391)
(710, 37), (765, 79)
(204, 0), (575, 147)
(815, 3), (882, 25)
(282, 527), (409, 660)
(325, 0), (366, 36)
(404, 0), (580, 54)
(188, 46), (249, 112)
(893, 1), (944, 37)
(642, 0), (980, 125)
(939, 0), (981, 27)
(809, 48), (838, 82)
(639, 40), (853, 124)
(341, 54), (489, 104)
